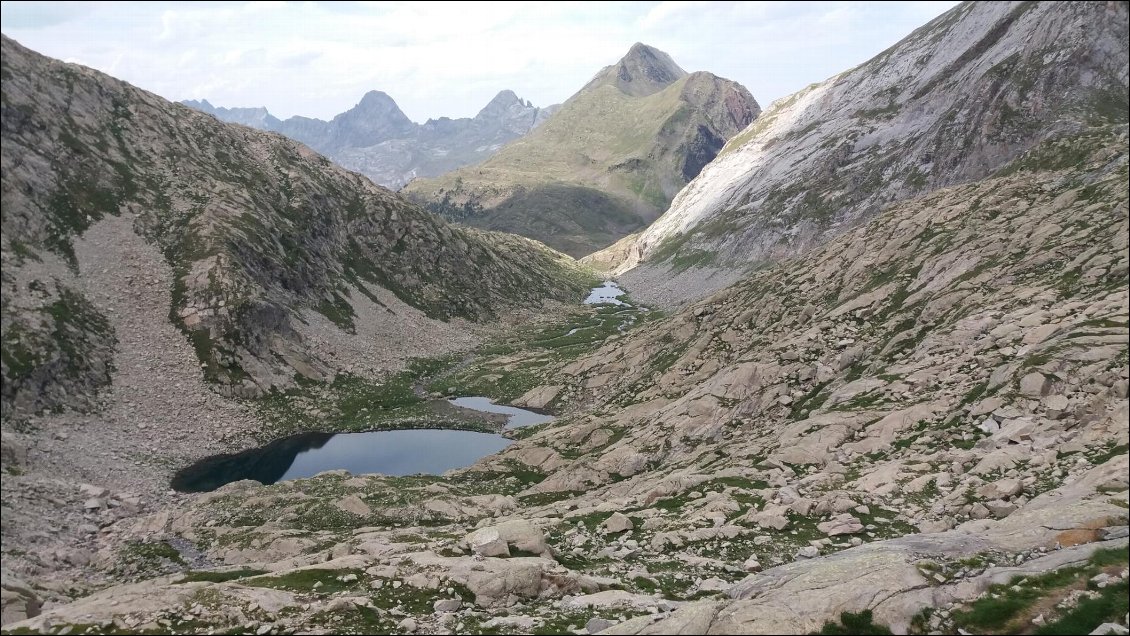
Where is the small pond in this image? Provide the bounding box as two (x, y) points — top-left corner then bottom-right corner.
(172, 398), (553, 493)
(448, 396), (554, 428)
(171, 428), (513, 493)
(584, 280), (627, 305)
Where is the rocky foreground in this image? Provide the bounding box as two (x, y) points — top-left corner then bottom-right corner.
(3, 128), (1127, 634)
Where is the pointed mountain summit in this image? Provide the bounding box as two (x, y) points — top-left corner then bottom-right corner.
(405, 44), (759, 257)
(470, 90), (544, 132)
(588, 42), (688, 97)
(346, 90), (412, 126)
(476, 89), (524, 118)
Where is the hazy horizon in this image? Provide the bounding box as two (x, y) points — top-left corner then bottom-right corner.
(0, 1), (958, 123)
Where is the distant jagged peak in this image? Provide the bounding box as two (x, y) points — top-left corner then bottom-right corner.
(342, 89), (412, 124)
(475, 89), (537, 120)
(587, 42), (688, 97)
(182, 98), (215, 111)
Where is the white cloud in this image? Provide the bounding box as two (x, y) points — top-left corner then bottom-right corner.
(0, 1), (959, 122)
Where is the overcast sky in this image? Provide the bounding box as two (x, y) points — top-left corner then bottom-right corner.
(0, 1), (958, 123)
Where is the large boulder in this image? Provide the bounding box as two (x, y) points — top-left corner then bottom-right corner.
(817, 514), (864, 536)
(0, 574), (40, 626)
(465, 519), (550, 557)
(600, 512), (635, 535)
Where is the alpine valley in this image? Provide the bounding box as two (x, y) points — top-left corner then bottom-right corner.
(0, 2), (1127, 636)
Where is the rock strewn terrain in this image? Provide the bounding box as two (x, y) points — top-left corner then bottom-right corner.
(596, 1), (1129, 307)
(5, 128), (1126, 635)
(2, 3), (1129, 635)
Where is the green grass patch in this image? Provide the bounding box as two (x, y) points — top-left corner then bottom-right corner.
(178, 568), (269, 583)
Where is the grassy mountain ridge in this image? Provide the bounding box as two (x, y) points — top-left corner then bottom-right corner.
(405, 44), (760, 257)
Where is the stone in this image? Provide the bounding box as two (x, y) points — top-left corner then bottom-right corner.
(334, 495), (372, 517)
(600, 512), (635, 535)
(985, 500), (1017, 519)
(979, 418), (1001, 434)
(748, 505), (791, 531)
(697, 577), (729, 592)
(465, 520), (550, 558)
(1090, 573), (1114, 588)
(1019, 372), (1051, 397)
(796, 546), (820, 559)
(1099, 526), (1129, 540)
(0, 432), (27, 469)
(993, 419), (1036, 444)
(467, 528), (510, 558)
(742, 557), (762, 572)
(586, 617), (617, 634)
(1090, 624), (1129, 635)
(513, 385), (562, 409)
(817, 514), (864, 536)
(433, 598), (462, 613)
(1043, 394), (1069, 416)
(978, 478), (1023, 500)
(397, 618), (417, 633)
(79, 484), (110, 498)
(0, 577), (41, 625)
(970, 397), (1003, 416)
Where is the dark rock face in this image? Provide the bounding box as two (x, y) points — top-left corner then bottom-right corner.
(681, 125), (726, 182)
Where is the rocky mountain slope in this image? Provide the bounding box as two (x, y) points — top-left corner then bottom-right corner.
(6, 123), (1126, 636)
(592, 1), (1129, 306)
(404, 43), (761, 257)
(185, 90), (558, 190)
(2, 2), (1128, 635)
(0, 33), (590, 418)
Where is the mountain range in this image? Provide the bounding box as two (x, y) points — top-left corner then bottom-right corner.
(184, 89), (559, 190)
(1, 2), (1128, 635)
(405, 43), (761, 257)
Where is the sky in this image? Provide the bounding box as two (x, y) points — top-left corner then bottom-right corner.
(0, 1), (959, 123)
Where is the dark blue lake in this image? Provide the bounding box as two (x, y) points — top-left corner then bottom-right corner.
(170, 396), (555, 492)
(171, 428), (513, 492)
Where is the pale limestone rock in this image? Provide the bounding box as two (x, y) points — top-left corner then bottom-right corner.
(334, 495), (372, 517)
(513, 385), (562, 409)
(600, 512), (635, 535)
(467, 528), (510, 558)
(466, 519), (549, 557)
(817, 514), (864, 536)
(1020, 372), (1051, 397)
